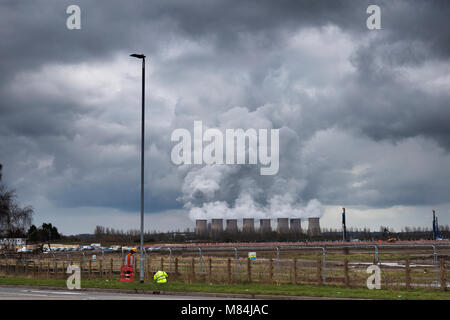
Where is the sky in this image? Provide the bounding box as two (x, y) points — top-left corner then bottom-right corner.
(0, 0), (449, 235)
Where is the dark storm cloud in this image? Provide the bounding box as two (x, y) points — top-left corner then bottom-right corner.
(1, 0), (450, 225)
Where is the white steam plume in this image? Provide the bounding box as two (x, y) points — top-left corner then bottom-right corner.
(180, 164), (324, 221)
(176, 105), (325, 221)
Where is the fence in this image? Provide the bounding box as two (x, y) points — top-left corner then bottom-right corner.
(0, 244), (449, 290)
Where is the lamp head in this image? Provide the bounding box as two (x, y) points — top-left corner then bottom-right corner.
(130, 53), (145, 59)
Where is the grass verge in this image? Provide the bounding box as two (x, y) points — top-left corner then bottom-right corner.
(0, 276), (448, 300)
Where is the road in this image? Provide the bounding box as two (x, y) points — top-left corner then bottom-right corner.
(0, 285), (360, 300)
(0, 286), (230, 300)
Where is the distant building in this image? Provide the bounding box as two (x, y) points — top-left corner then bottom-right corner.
(0, 238), (26, 247)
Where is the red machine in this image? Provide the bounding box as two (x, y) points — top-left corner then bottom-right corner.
(120, 266), (134, 282)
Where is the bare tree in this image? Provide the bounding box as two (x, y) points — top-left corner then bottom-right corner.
(0, 180), (33, 238)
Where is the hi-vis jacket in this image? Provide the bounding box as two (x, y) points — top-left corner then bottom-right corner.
(154, 270), (168, 283)
(125, 253), (135, 266)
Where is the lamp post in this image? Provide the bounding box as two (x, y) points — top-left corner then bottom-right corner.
(130, 53), (146, 283)
(342, 207), (347, 242)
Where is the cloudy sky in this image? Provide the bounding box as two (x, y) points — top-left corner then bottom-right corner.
(1, 0), (449, 235)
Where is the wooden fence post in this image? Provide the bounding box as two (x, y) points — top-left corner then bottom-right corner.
(25, 261), (28, 276)
(317, 259), (323, 285)
(110, 258), (113, 281)
(89, 259), (92, 280)
(227, 258), (232, 283)
(148, 255), (152, 274)
(344, 259), (350, 287)
(191, 257), (195, 282)
(33, 261), (36, 278)
(47, 262), (50, 279)
(405, 259), (411, 290)
(269, 259), (273, 283)
(343, 247), (349, 256)
(247, 258), (252, 283)
(39, 261), (42, 278)
(292, 258), (297, 285)
(174, 257), (179, 280)
(208, 258), (212, 282)
(160, 257), (164, 270)
(440, 259), (447, 292)
(55, 261), (58, 279)
(15, 259), (18, 276)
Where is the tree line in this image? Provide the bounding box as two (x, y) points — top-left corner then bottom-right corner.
(92, 225), (193, 244)
(86, 224), (449, 244)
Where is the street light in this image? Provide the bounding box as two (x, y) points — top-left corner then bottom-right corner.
(342, 207), (347, 242)
(130, 53), (146, 283)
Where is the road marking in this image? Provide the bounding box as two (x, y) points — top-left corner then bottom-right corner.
(24, 290), (84, 295)
(0, 292), (51, 298)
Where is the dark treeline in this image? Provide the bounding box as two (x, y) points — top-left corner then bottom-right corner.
(197, 225), (450, 243)
(26, 223), (61, 243)
(87, 225), (196, 244)
(58, 224), (450, 244)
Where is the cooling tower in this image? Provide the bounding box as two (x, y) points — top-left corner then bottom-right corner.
(195, 219), (207, 236)
(260, 219), (272, 233)
(307, 217), (321, 236)
(290, 218), (302, 233)
(242, 218), (255, 233)
(211, 219), (224, 233)
(277, 218), (289, 233)
(226, 219), (238, 233)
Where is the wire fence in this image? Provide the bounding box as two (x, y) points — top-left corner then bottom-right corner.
(0, 244), (449, 290)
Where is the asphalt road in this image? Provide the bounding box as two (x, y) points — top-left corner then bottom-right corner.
(0, 286), (230, 300)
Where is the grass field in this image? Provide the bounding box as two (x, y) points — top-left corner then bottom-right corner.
(0, 276), (449, 300)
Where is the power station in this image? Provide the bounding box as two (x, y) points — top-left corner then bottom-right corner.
(260, 219), (272, 233)
(195, 217), (321, 236)
(195, 219), (207, 237)
(307, 217), (321, 236)
(290, 218), (301, 233)
(225, 219), (238, 233)
(277, 218), (289, 233)
(243, 218), (255, 233)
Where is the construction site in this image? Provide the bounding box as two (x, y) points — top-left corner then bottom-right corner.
(1, 209), (449, 291)
(0, 242), (449, 291)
